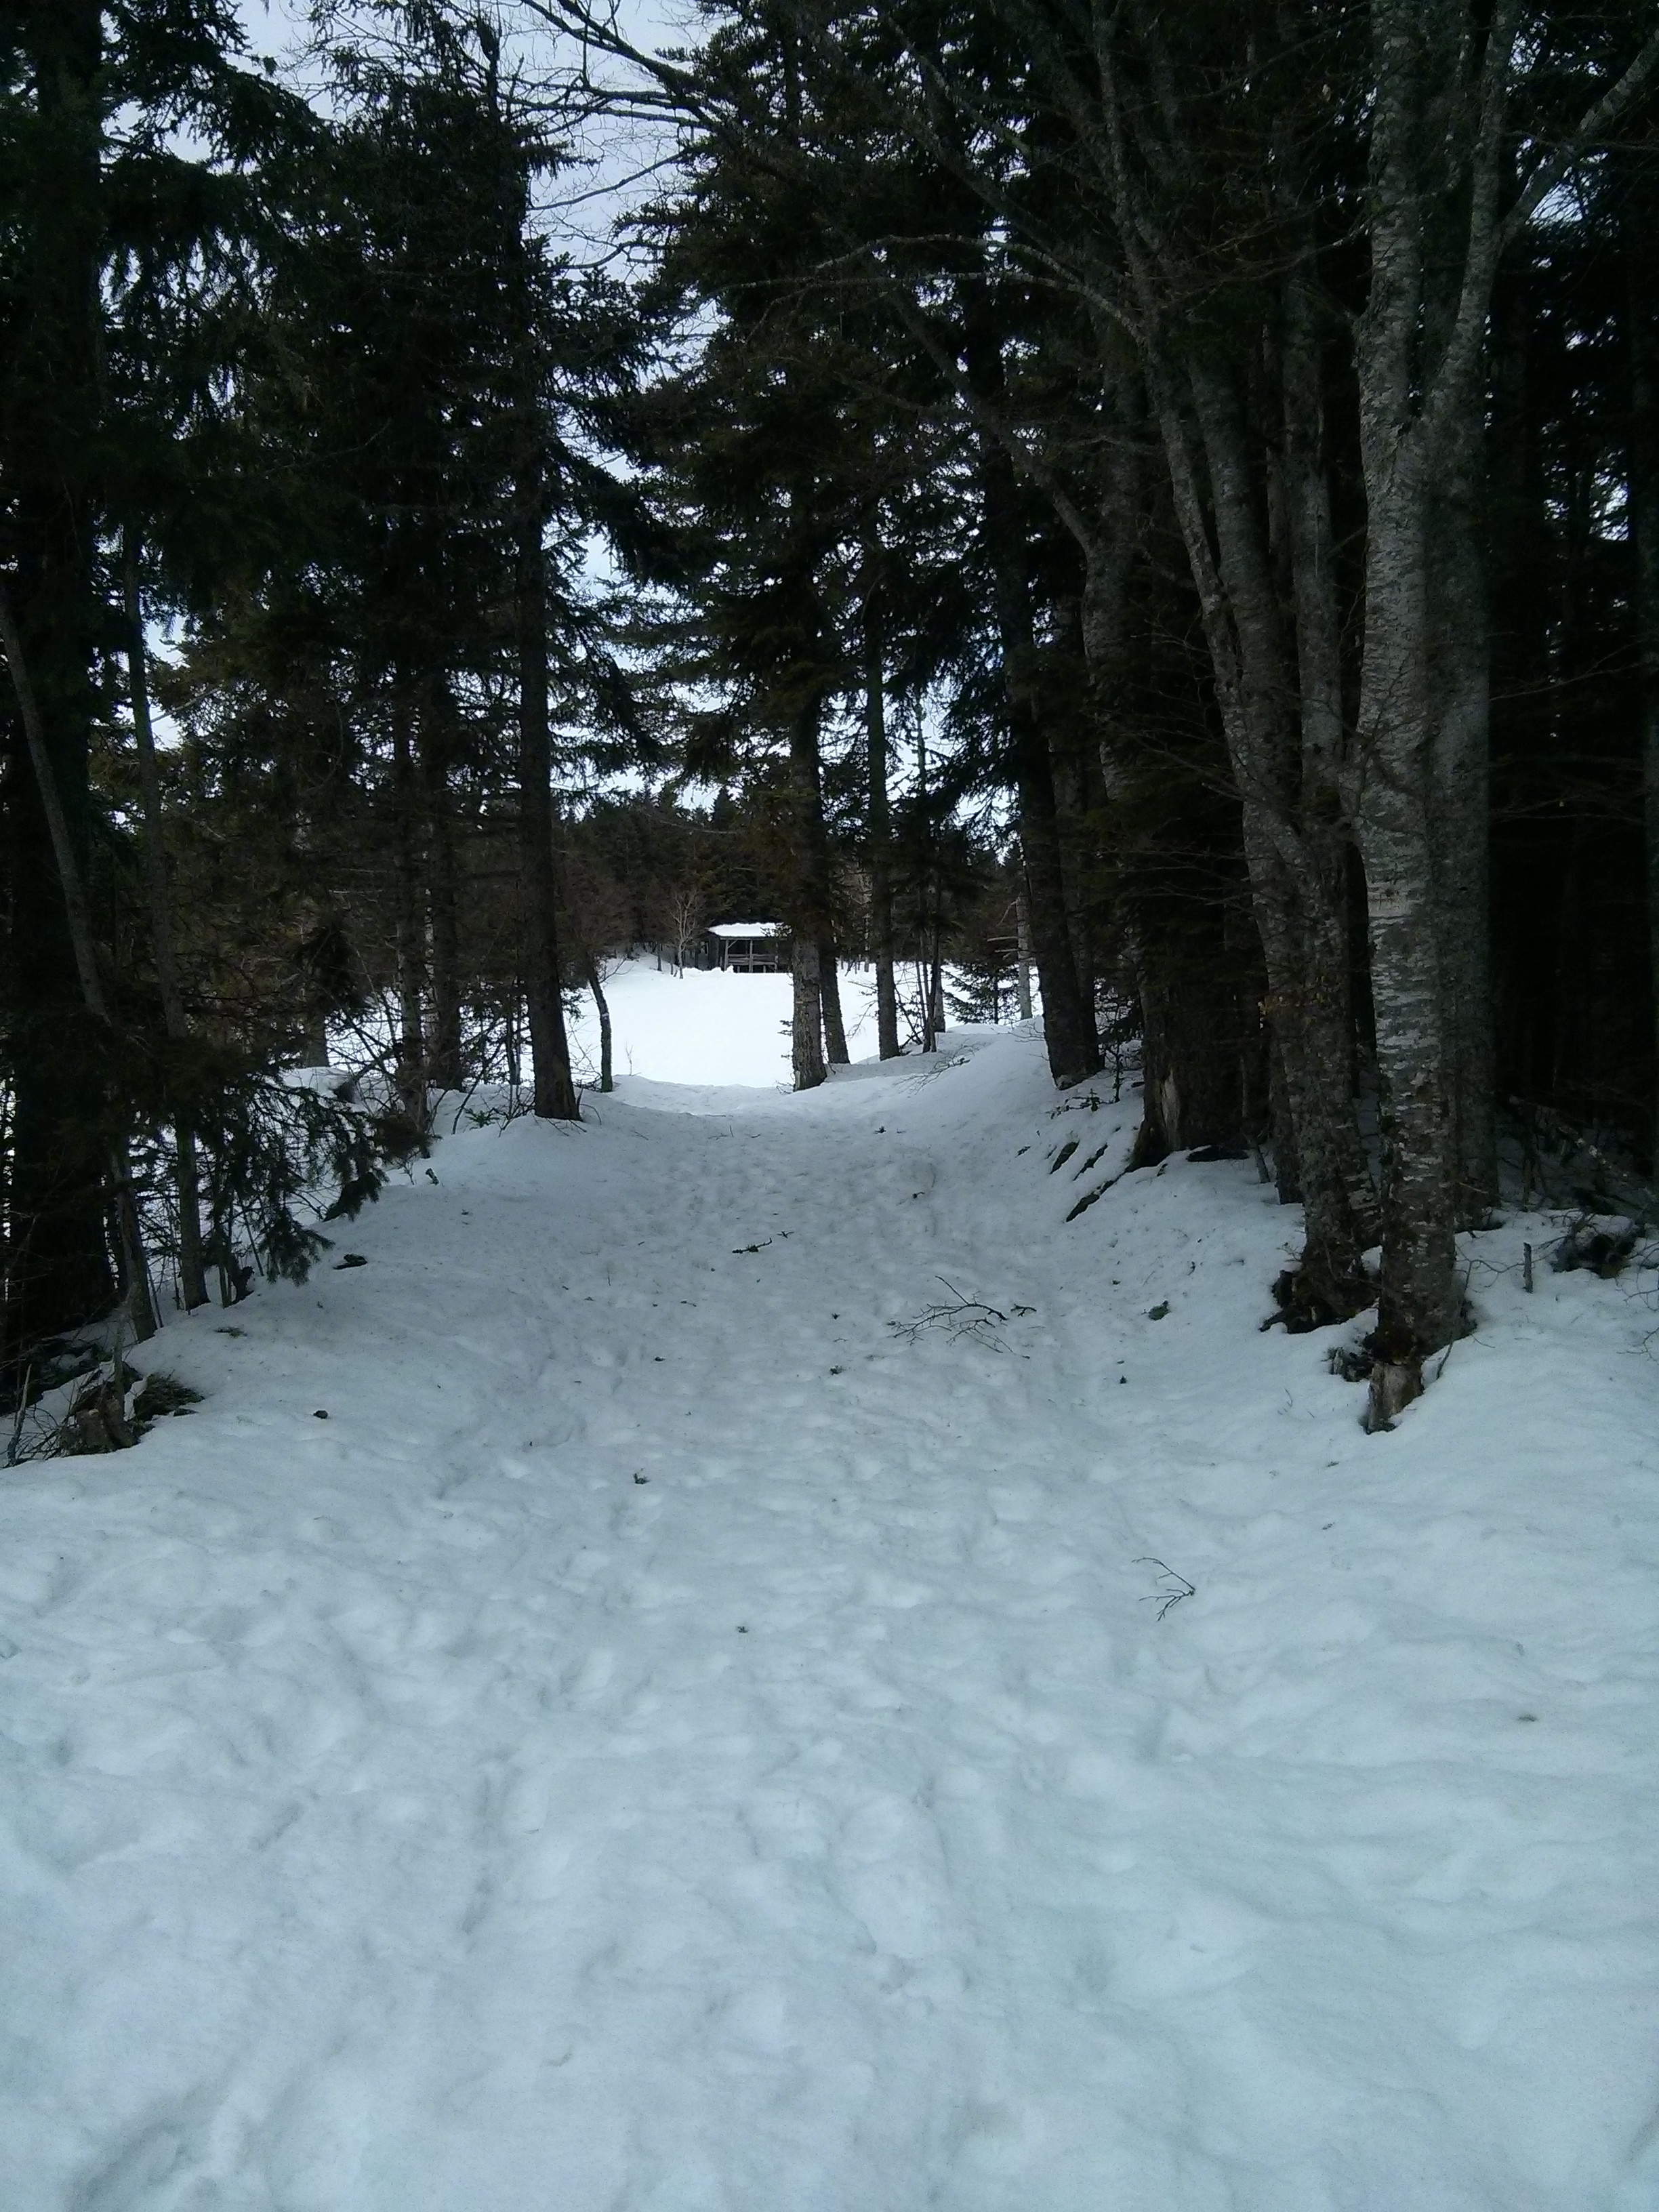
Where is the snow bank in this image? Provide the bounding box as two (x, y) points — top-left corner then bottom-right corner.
(3, 1027), (1657, 2209)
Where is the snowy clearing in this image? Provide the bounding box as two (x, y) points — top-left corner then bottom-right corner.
(4, 1021), (1659, 2210)
(567, 958), (887, 1089)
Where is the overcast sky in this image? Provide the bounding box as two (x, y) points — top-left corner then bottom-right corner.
(234, 0), (698, 260)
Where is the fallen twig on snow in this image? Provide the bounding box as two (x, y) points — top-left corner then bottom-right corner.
(1136, 1557), (1196, 1622)
(890, 1277), (1010, 1351)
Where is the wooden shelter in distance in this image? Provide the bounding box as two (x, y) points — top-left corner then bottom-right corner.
(707, 920), (787, 972)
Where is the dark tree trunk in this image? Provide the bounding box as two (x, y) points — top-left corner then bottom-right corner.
(1013, 731), (1098, 1084)
(1048, 621), (1101, 1027)
(425, 759), (463, 1092)
(1076, 367), (1249, 1156)
(1278, 291), (1380, 1258)
(787, 696), (835, 1088)
(1014, 875), (1033, 1021)
(792, 934), (826, 1089)
(1131, 966), (1250, 1164)
(861, 527), (901, 1058)
(0, 0), (116, 1352)
(1627, 171), (1659, 1170)
(1014, 750), (1099, 1088)
(516, 464), (579, 1122)
(389, 697), (428, 1129)
(1427, 427), (1498, 1224)
(583, 951), (613, 1092)
(821, 947), (849, 1065)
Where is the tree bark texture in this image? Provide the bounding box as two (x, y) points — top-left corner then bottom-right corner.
(1348, 0), (1512, 1363)
(1426, 423), (1498, 1223)
(820, 949), (849, 1065)
(1014, 876), (1033, 1021)
(791, 933), (826, 1089)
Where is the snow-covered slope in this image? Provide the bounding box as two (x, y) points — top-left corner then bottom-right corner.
(4, 1026), (1658, 2210)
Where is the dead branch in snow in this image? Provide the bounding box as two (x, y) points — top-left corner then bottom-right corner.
(890, 1277), (1011, 1351)
(1136, 1558), (1196, 1622)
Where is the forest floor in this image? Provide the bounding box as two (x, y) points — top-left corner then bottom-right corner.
(5, 1015), (1659, 2210)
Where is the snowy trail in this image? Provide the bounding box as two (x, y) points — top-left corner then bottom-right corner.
(5, 1029), (1659, 2210)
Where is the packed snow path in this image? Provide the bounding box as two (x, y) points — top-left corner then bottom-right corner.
(5, 1031), (1659, 2210)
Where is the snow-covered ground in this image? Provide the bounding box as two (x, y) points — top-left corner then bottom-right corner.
(567, 958), (887, 1088)
(5, 1008), (1659, 2210)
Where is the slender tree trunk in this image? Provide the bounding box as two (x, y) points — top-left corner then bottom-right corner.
(1050, 730), (1097, 1022)
(516, 463), (579, 1122)
(1014, 873), (1033, 1020)
(1013, 756), (1099, 1086)
(1353, 450), (1463, 1366)
(1048, 608), (1101, 1029)
(1281, 289), (1380, 1250)
(389, 696), (427, 1130)
(916, 719), (937, 1052)
(493, 47), (581, 1130)
(787, 695), (834, 1088)
(124, 541), (207, 1312)
(424, 754), (463, 1092)
(862, 526), (901, 1058)
(1427, 423), (1498, 1223)
(821, 947), (849, 1065)
(1626, 173), (1659, 1170)
(0, 585), (104, 1020)
(583, 951), (613, 1092)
